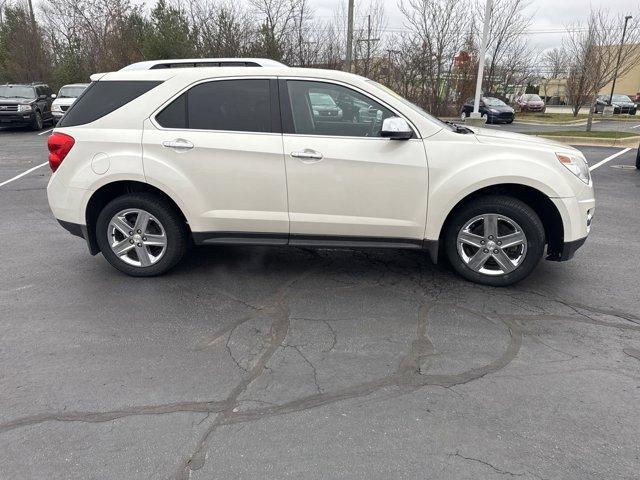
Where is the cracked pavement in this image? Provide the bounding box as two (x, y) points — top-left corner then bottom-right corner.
(1, 130), (639, 479)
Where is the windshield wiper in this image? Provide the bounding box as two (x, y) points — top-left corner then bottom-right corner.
(444, 121), (473, 134)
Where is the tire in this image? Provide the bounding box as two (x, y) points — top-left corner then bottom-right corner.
(31, 111), (43, 131)
(506, 119), (514, 124)
(444, 195), (545, 287)
(95, 193), (188, 277)
(460, 110), (467, 121)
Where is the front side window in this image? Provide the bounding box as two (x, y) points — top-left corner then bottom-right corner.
(155, 79), (272, 133)
(285, 80), (395, 137)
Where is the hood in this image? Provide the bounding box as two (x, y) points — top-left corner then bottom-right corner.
(470, 127), (580, 152)
(52, 97), (77, 107)
(485, 105), (513, 112)
(0, 98), (35, 105)
(526, 101), (545, 106)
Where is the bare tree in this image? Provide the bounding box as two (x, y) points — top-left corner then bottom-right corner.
(399, 0), (470, 115)
(248, 0), (302, 62)
(539, 47), (567, 102)
(474, 0), (533, 95)
(564, 9), (640, 129)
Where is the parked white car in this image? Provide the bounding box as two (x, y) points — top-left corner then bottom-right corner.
(46, 67), (594, 286)
(51, 83), (89, 123)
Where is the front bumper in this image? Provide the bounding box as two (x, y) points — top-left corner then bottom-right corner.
(546, 237), (587, 262)
(0, 111), (34, 126)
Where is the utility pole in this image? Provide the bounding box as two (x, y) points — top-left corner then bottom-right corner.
(608, 15), (633, 106)
(356, 15), (379, 78)
(344, 0), (354, 72)
(471, 0), (492, 121)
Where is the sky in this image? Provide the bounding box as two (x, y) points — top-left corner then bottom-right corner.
(310, 0), (640, 51)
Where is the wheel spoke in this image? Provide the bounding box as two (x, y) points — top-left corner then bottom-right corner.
(492, 250), (516, 273)
(498, 231), (526, 249)
(110, 216), (132, 236)
(136, 244), (152, 267)
(144, 234), (166, 247)
(467, 249), (491, 271)
(134, 211), (150, 233)
(458, 231), (484, 248)
(112, 238), (135, 257)
(483, 214), (499, 238)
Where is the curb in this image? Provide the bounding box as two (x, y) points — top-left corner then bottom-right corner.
(530, 135), (640, 148)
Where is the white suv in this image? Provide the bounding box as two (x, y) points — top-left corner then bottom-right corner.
(46, 67), (595, 286)
(51, 83), (89, 123)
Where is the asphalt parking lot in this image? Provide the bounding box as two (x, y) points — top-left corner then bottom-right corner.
(1, 126), (639, 480)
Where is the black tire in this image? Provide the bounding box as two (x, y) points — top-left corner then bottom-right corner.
(96, 193), (188, 277)
(444, 195), (545, 287)
(31, 111), (43, 131)
(506, 119), (514, 124)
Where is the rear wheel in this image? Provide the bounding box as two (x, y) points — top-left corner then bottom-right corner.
(444, 196), (545, 286)
(96, 193), (188, 276)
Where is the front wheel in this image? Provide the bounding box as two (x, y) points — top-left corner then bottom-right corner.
(96, 193), (188, 276)
(31, 111), (43, 131)
(444, 196), (545, 286)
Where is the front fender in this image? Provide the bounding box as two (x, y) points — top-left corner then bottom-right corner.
(424, 135), (574, 241)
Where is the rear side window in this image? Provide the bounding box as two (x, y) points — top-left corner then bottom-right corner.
(155, 79), (272, 133)
(58, 81), (161, 127)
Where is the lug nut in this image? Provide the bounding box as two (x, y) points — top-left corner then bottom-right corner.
(480, 240), (485, 245)
(129, 239), (134, 244)
(483, 248), (489, 253)
(493, 249), (499, 254)
(137, 243), (142, 247)
(497, 241), (502, 246)
(129, 231), (133, 236)
(137, 229), (142, 234)
(143, 237), (147, 241)
(488, 235), (494, 239)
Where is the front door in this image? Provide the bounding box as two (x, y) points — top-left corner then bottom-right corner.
(280, 79), (428, 244)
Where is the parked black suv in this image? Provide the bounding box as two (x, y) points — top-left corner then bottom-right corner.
(0, 83), (56, 130)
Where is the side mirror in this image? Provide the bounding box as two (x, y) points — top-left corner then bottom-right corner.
(381, 117), (413, 140)
(51, 94), (57, 99)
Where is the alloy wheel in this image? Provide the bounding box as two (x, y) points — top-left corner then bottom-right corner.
(107, 208), (167, 267)
(456, 213), (527, 276)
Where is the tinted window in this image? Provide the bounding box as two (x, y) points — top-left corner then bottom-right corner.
(156, 93), (187, 128)
(285, 80), (394, 137)
(157, 79), (271, 132)
(58, 81), (161, 127)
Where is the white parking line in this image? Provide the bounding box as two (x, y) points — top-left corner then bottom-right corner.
(589, 148), (632, 171)
(630, 124), (640, 129)
(0, 162), (48, 188)
(37, 128), (54, 136)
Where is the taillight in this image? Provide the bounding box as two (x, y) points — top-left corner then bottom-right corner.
(48, 132), (75, 172)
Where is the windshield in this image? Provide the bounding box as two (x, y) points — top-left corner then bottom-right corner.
(58, 85), (87, 98)
(309, 92), (336, 107)
(523, 94), (542, 102)
(483, 97), (507, 107)
(612, 94), (632, 102)
(366, 80), (451, 130)
(0, 85), (36, 99)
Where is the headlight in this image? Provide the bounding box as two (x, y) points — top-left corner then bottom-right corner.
(556, 152), (590, 184)
(18, 104), (33, 112)
(52, 104), (62, 112)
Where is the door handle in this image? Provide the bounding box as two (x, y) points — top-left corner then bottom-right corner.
(162, 139), (194, 151)
(290, 149), (323, 161)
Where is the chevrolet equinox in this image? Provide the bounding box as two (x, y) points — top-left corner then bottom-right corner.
(46, 67), (595, 286)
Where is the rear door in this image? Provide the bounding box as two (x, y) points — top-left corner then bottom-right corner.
(279, 78), (428, 244)
(142, 78), (289, 241)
